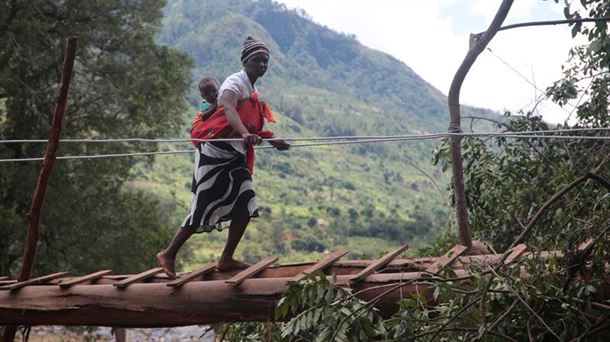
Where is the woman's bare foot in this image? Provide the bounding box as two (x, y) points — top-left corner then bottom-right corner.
(216, 258), (250, 272)
(156, 251), (176, 279)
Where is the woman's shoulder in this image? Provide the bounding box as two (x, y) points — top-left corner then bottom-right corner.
(219, 70), (250, 99)
(221, 70), (247, 86)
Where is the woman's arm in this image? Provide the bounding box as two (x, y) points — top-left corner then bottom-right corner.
(219, 90), (261, 145)
(199, 105), (216, 121)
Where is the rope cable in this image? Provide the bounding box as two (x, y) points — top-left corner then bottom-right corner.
(1, 130), (609, 163)
(1, 127), (609, 144)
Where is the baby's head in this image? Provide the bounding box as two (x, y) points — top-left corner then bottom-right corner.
(198, 76), (219, 105)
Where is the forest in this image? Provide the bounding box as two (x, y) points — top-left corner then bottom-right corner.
(1, 0), (609, 340)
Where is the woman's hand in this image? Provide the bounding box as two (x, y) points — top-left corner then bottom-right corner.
(269, 139), (290, 150)
(242, 133), (262, 145)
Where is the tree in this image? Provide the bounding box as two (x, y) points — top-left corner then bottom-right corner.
(433, 0), (609, 251)
(270, 4), (610, 339)
(0, 0), (193, 276)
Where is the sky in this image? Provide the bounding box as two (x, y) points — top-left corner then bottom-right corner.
(276, 0), (587, 124)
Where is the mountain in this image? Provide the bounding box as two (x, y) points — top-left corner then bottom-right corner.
(133, 0), (497, 265)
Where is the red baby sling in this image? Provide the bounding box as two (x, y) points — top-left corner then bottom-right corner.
(190, 92), (275, 174)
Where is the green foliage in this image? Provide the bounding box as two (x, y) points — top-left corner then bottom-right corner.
(235, 246), (609, 340)
(549, 0), (609, 126)
(386, 252), (610, 341)
(432, 116), (610, 253)
(415, 228), (458, 257)
(217, 322), (280, 342)
(432, 0), (610, 253)
(276, 273), (387, 341)
(0, 1), (192, 276)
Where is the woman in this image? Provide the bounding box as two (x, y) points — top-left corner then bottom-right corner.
(157, 37), (289, 277)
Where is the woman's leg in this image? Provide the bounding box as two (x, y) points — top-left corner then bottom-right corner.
(217, 217), (251, 271)
(156, 226), (198, 278)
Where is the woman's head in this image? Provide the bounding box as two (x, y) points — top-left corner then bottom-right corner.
(241, 37), (270, 78)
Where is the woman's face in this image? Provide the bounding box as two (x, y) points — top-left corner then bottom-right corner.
(244, 52), (269, 78)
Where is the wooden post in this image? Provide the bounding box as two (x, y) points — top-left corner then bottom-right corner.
(447, 1), (514, 248)
(113, 328), (126, 342)
(18, 36), (78, 282)
(17, 37), (78, 281)
(2, 37), (78, 342)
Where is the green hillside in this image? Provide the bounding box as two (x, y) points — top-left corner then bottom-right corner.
(132, 0), (497, 268)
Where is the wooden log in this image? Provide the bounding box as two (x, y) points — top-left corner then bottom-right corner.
(0, 277), (8, 281)
(287, 249), (349, 284)
(59, 270), (112, 288)
(454, 250), (563, 270)
(225, 257), (278, 286)
(1, 267), (607, 327)
(0, 272), (431, 327)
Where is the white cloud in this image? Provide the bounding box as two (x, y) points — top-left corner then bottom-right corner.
(277, 0), (586, 124)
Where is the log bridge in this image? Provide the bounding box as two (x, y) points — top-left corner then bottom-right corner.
(0, 244), (596, 327)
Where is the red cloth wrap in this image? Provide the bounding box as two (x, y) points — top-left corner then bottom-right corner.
(190, 93), (275, 174)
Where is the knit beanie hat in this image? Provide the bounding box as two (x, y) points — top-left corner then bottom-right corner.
(241, 36), (270, 64)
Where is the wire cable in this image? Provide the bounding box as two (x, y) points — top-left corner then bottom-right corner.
(2, 131), (609, 163)
(1, 127), (609, 144)
(485, 47), (576, 115)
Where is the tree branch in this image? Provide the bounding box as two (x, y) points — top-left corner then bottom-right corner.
(448, 0), (514, 248)
(488, 266), (561, 340)
(496, 17), (610, 33)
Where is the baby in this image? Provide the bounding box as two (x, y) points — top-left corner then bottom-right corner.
(198, 76), (219, 121)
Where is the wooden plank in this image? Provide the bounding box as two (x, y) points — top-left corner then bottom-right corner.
(0, 272), (69, 291)
(350, 244), (409, 283)
(113, 267), (163, 289)
(578, 238), (594, 251)
(504, 244), (527, 265)
(287, 249), (350, 284)
(0, 276), (9, 281)
(59, 270), (112, 288)
(166, 264), (216, 288)
(0, 280), (17, 285)
(225, 257), (278, 286)
(424, 245), (468, 274)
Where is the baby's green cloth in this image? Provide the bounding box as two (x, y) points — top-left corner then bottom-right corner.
(200, 101), (213, 112)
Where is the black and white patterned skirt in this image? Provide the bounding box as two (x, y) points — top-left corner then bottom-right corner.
(181, 141), (259, 233)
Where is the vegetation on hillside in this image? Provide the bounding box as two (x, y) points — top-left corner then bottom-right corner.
(0, 0), (192, 276)
(147, 0), (498, 267)
(0, 0), (494, 277)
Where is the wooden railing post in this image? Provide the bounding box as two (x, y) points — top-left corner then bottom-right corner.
(18, 36), (78, 281)
(2, 36), (78, 342)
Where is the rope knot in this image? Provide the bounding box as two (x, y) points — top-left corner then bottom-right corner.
(448, 123), (462, 133)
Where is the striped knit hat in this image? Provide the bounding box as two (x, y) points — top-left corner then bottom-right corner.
(241, 36), (270, 64)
